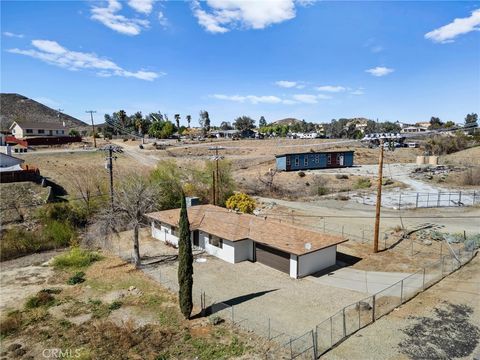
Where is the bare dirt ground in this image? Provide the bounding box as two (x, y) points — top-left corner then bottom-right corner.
(323, 254), (480, 360)
(0, 249), (283, 359)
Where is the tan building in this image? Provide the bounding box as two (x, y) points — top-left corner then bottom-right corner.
(10, 121), (66, 139)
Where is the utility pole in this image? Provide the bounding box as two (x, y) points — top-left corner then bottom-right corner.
(209, 146), (223, 206)
(104, 145), (116, 210)
(212, 170), (216, 206)
(86, 110), (97, 148)
(373, 139), (384, 253)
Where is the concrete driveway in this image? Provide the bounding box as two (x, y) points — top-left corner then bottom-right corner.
(308, 267), (412, 294)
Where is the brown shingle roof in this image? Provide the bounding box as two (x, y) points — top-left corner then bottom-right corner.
(146, 205), (347, 256)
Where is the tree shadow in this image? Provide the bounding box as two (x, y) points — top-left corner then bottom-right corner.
(192, 289), (279, 319)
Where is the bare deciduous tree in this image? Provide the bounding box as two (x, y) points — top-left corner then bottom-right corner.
(98, 172), (160, 268)
(258, 168), (278, 194)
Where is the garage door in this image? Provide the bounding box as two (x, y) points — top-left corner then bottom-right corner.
(255, 243), (290, 274)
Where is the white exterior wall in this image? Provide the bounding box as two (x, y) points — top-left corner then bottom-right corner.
(297, 246), (337, 278)
(234, 240), (254, 263)
(290, 255), (298, 278)
(151, 221), (179, 246)
(201, 231), (236, 263)
(12, 124), (66, 139)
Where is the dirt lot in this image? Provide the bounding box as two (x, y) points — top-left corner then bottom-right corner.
(0, 249), (282, 359)
(324, 254), (480, 360)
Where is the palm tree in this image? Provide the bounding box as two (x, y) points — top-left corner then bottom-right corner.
(174, 114), (180, 130)
(186, 115), (191, 128)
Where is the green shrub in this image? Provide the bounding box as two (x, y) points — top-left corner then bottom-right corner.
(298, 171), (306, 177)
(52, 247), (102, 269)
(317, 186), (329, 196)
(25, 290), (56, 309)
(382, 178), (394, 186)
(354, 177), (372, 189)
(335, 174), (349, 180)
(42, 220), (76, 247)
(38, 203), (88, 228)
(67, 271), (86, 285)
(108, 301), (123, 311)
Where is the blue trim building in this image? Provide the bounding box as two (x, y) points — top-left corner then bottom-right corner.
(276, 151), (354, 171)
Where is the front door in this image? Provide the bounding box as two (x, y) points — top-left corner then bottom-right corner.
(193, 230), (199, 246)
(339, 155), (344, 166)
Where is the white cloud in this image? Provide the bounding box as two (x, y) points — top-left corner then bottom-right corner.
(128, 0), (154, 14)
(350, 89), (365, 95)
(275, 80), (298, 88)
(192, 0), (296, 33)
(3, 31), (24, 38)
(158, 11), (169, 28)
(425, 9), (480, 43)
(8, 39), (162, 81)
(293, 94), (318, 103)
(212, 94), (283, 104)
(315, 85), (346, 92)
(365, 66), (394, 77)
(316, 94), (332, 100)
(91, 0), (149, 36)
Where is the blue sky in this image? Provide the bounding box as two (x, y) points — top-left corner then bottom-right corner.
(1, 1), (479, 126)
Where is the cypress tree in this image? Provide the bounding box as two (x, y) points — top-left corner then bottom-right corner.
(177, 194), (193, 319)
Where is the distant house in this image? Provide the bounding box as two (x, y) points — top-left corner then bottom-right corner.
(276, 150), (354, 171)
(211, 129), (240, 138)
(10, 120), (66, 139)
(146, 204), (347, 278)
(401, 126), (428, 133)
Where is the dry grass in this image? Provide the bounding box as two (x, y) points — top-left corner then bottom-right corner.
(0, 254), (276, 359)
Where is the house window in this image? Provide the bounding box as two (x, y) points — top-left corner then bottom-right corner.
(294, 156), (299, 166)
(171, 226), (178, 237)
(209, 234), (223, 248)
(327, 154), (331, 165)
(315, 154), (319, 163)
(38, 129), (45, 134)
(26, 129), (33, 134)
(304, 157), (308, 166)
(61, 130), (64, 134)
(286, 157), (291, 166)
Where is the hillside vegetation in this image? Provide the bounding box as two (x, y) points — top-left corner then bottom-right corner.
(0, 93), (88, 130)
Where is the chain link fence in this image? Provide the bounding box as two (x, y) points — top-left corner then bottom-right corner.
(312, 247), (476, 358)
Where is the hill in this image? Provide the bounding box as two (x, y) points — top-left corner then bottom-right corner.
(271, 118), (303, 126)
(0, 93), (88, 130)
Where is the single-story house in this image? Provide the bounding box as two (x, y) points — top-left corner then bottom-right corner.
(146, 204), (347, 278)
(276, 150), (354, 172)
(10, 120), (66, 138)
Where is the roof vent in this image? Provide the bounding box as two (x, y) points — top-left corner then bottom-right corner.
(304, 242), (312, 250)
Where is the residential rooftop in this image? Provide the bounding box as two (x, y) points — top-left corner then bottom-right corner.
(146, 204), (347, 256)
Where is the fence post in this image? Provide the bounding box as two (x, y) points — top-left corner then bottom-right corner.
(342, 308), (346, 337)
(268, 318), (271, 340)
(422, 268), (426, 290)
(289, 338), (293, 359)
(312, 330), (318, 360)
(474, 191), (476, 205)
(400, 280), (404, 303)
(427, 193), (430, 207)
(398, 193), (402, 210)
(437, 192), (441, 207)
(372, 295), (376, 322)
(459, 191), (462, 204)
(330, 317), (333, 347)
(415, 192), (419, 208)
(358, 302), (361, 329)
